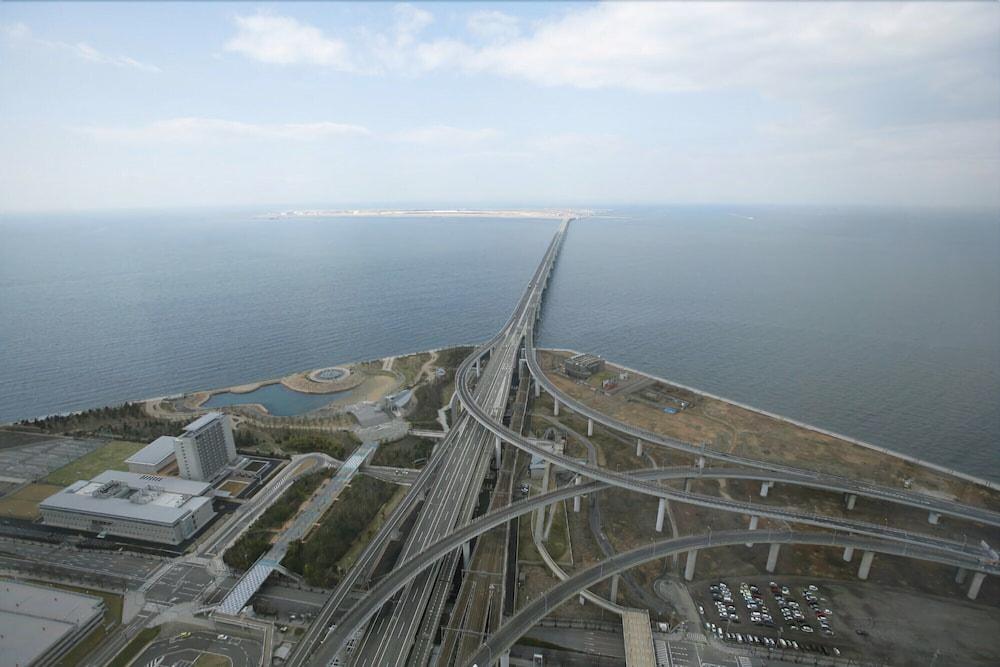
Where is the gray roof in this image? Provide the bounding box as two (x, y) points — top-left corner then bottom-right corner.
(40, 470), (212, 526)
(0, 579), (105, 667)
(183, 411), (224, 433)
(125, 436), (177, 466)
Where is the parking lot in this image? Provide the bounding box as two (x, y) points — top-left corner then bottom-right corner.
(694, 576), (845, 659)
(691, 575), (1000, 665)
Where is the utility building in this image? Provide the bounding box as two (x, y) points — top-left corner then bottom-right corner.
(39, 470), (215, 545)
(174, 412), (237, 482)
(564, 353), (604, 379)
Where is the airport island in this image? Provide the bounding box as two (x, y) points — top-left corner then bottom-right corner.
(1, 219), (997, 667)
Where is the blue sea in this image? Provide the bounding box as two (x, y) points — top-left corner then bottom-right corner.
(2, 206), (998, 479)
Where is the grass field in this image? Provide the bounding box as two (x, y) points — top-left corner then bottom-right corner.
(0, 482), (63, 519)
(193, 653), (232, 667)
(44, 440), (145, 486)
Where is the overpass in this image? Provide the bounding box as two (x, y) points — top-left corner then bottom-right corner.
(215, 441), (378, 616)
(301, 217), (997, 665)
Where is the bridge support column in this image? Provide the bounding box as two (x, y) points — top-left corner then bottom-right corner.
(955, 567), (968, 584)
(587, 418), (594, 437)
(655, 498), (667, 532)
(683, 478), (692, 493)
(968, 572), (986, 600)
(475, 358), (480, 378)
(462, 541), (471, 569)
(636, 439), (644, 457)
(579, 595), (586, 605)
(928, 511), (941, 525)
(845, 493), (857, 510)
(858, 550), (874, 580)
(500, 651), (511, 667)
(843, 546), (854, 562)
(684, 549), (698, 581)
(759, 481), (771, 497)
(697, 456), (705, 469)
(494, 435), (502, 469)
(746, 516), (759, 547)
(766, 544), (780, 573)
(610, 574), (620, 604)
(554, 397), (560, 416)
(534, 379), (540, 398)
(573, 476), (581, 513)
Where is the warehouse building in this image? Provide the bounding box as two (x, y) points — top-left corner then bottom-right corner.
(0, 579), (106, 667)
(39, 470), (215, 545)
(175, 412), (238, 482)
(564, 353), (605, 379)
(125, 435), (177, 474)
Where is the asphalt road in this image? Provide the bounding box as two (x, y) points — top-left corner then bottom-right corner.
(133, 630), (261, 667)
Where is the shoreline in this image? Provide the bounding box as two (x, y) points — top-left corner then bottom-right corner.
(8, 342), (992, 490)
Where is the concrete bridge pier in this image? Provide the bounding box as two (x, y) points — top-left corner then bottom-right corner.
(587, 418), (594, 437)
(494, 435), (502, 469)
(554, 397), (560, 416)
(500, 651), (511, 667)
(636, 439), (644, 457)
(534, 379), (540, 398)
(746, 516), (759, 546)
(968, 572), (986, 600)
(462, 541), (471, 569)
(697, 456), (705, 469)
(766, 544), (781, 573)
(843, 546), (854, 562)
(845, 493), (857, 511)
(858, 550), (874, 580)
(579, 595), (586, 605)
(655, 498), (667, 532)
(610, 574), (620, 604)
(683, 478), (692, 493)
(928, 511), (941, 525)
(475, 358), (480, 378)
(759, 481), (772, 497)
(955, 567), (968, 584)
(573, 476), (582, 512)
(684, 549), (698, 581)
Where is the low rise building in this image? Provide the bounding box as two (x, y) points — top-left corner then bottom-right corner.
(564, 353), (604, 379)
(125, 435), (177, 474)
(0, 579), (106, 667)
(39, 470), (215, 545)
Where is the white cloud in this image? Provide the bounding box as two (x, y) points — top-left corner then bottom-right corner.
(82, 118), (371, 143)
(224, 13), (353, 69)
(2, 21), (160, 72)
(394, 125), (499, 146)
(466, 10), (520, 44)
(464, 3), (998, 95)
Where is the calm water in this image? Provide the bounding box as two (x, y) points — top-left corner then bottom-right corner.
(202, 383), (350, 417)
(2, 206), (997, 479)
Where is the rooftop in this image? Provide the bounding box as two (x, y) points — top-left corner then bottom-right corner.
(183, 411), (225, 434)
(125, 435), (177, 466)
(0, 579), (105, 667)
(40, 470), (212, 525)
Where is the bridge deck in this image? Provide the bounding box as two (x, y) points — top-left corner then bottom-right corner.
(622, 608), (656, 667)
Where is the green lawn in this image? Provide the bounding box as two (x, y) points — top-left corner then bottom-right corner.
(44, 440), (146, 486)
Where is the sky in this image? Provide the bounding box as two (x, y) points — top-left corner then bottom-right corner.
(1, 1), (998, 212)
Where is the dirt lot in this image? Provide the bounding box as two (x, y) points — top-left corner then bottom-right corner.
(538, 350), (1000, 510)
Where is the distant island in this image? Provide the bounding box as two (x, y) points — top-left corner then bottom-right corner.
(265, 208), (591, 220)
